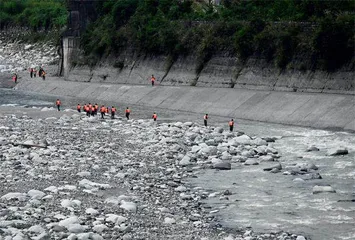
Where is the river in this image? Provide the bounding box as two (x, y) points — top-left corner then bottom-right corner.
(0, 87), (354, 240)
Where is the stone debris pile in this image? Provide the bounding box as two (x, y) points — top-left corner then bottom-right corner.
(0, 37), (58, 74)
(0, 111), (311, 240)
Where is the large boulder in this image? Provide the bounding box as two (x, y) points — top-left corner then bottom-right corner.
(231, 135), (252, 145)
(179, 155), (191, 166)
(213, 161), (231, 170)
(263, 162), (282, 171)
(313, 185), (336, 194)
(244, 159), (259, 166)
(327, 148), (348, 156)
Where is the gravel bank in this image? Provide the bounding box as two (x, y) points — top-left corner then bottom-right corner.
(0, 106), (308, 240)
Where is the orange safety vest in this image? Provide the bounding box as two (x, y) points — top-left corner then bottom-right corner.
(105, 107), (109, 113)
(111, 107), (116, 113)
(152, 114), (157, 119)
(204, 115), (208, 120)
(88, 104), (92, 109)
(125, 109), (130, 113)
(83, 105), (87, 111)
(229, 121), (234, 126)
(77, 105), (81, 110)
(56, 100), (61, 106)
(151, 77), (155, 82)
(91, 106), (95, 112)
(100, 107), (105, 113)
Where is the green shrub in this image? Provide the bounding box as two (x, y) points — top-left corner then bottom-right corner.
(313, 16), (354, 70)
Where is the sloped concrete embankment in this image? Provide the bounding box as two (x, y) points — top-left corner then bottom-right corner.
(67, 53), (354, 94)
(16, 79), (355, 131)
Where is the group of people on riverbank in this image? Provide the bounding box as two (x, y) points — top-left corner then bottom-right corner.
(29, 67), (46, 80)
(56, 99), (131, 120)
(55, 99), (235, 131)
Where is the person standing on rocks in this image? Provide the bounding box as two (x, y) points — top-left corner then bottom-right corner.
(88, 103), (92, 117)
(39, 67), (43, 77)
(229, 119), (234, 132)
(42, 71), (46, 80)
(34, 67), (37, 77)
(100, 105), (106, 119)
(83, 104), (87, 113)
(125, 107), (131, 120)
(77, 104), (81, 113)
(204, 114), (208, 127)
(111, 106), (116, 119)
(151, 75), (156, 86)
(56, 99), (61, 111)
(91, 105), (95, 117)
(152, 112), (157, 121)
(94, 103), (99, 116)
(12, 73), (18, 83)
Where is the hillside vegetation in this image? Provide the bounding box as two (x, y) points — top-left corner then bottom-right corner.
(0, 0), (67, 30)
(1, 0), (353, 72)
(81, 0), (354, 71)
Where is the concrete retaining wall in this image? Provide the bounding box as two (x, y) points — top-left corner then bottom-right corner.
(16, 79), (355, 131)
(66, 52), (355, 95)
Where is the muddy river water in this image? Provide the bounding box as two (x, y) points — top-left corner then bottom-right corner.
(1, 88), (354, 240)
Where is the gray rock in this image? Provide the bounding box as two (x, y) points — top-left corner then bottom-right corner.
(327, 148), (348, 156)
(68, 224), (85, 233)
(259, 155), (274, 162)
(296, 236), (306, 240)
(244, 159), (258, 165)
(263, 162), (282, 171)
(306, 146), (319, 152)
(214, 127), (224, 133)
(164, 217), (176, 224)
(270, 168), (280, 173)
(213, 161), (231, 170)
(179, 155), (191, 166)
(313, 185), (336, 194)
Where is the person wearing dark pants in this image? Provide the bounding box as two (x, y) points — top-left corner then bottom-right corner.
(125, 107), (130, 120)
(229, 119), (234, 132)
(56, 99), (61, 111)
(152, 112), (157, 121)
(204, 114), (208, 127)
(100, 106), (105, 119)
(151, 75), (156, 86)
(111, 106), (116, 119)
(77, 104), (81, 113)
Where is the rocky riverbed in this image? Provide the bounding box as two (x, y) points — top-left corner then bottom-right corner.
(0, 34), (58, 74)
(0, 106), (315, 240)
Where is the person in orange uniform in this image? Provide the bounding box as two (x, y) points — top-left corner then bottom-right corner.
(125, 107), (131, 120)
(152, 112), (157, 121)
(77, 104), (81, 113)
(91, 105), (95, 117)
(105, 106), (109, 115)
(151, 75), (156, 86)
(88, 103), (92, 116)
(100, 105), (106, 119)
(83, 104), (87, 113)
(85, 104), (90, 116)
(204, 114), (208, 127)
(12, 73), (18, 83)
(94, 103), (99, 116)
(229, 119), (234, 132)
(56, 99), (61, 111)
(111, 106), (116, 119)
